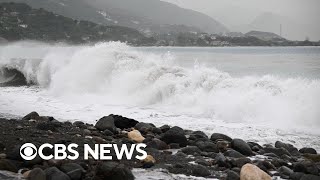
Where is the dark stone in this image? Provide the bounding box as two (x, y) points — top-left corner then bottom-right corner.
(60, 163), (85, 180)
(195, 159), (211, 166)
(278, 166), (293, 176)
(290, 172), (304, 180)
(0, 142), (5, 150)
(275, 141), (300, 156)
(300, 174), (320, 180)
(181, 146), (201, 155)
(151, 127), (162, 134)
(224, 149), (245, 158)
(231, 139), (252, 156)
(111, 115), (139, 129)
(95, 162), (134, 180)
(226, 170), (240, 180)
(103, 129), (114, 136)
(299, 148), (317, 155)
(230, 157), (251, 168)
(160, 125), (170, 133)
(210, 133), (232, 142)
(73, 121), (86, 128)
(189, 131), (208, 141)
(168, 163), (210, 177)
(191, 164), (211, 177)
(36, 122), (61, 132)
(22, 111), (39, 120)
(146, 138), (168, 150)
(95, 116), (116, 133)
(263, 147), (291, 157)
(195, 141), (218, 152)
(28, 168), (46, 180)
(216, 141), (229, 152)
(293, 161), (319, 175)
(0, 159), (18, 173)
(45, 167), (70, 180)
(169, 143), (180, 149)
(215, 153), (228, 167)
(134, 122), (155, 132)
(263, 152), (279, 158)
(247, 142), (262, 150)
(160, 126), (188, 147)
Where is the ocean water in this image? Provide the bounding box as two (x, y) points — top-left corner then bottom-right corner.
(0, 41), (320, 150)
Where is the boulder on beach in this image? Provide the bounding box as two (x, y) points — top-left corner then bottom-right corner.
(111, 115), (139, 129)
(95, 162), (134, 180)
(141, 155), (156, 168)
(44, 167), (70, 180)
(231, 139), (253, 156)
(22, 111), (40, 120)
(26, 168), (46, 180)
(95, 116), (117, 133)
(210, 133), (232, 142)
(128, 130), (145, 143)
(160, 126), (188, 147)
(240, 164), (271, 180)
(299, 147), (317, 155)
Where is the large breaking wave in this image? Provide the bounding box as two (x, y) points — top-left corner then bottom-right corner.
(0, 41), (320, 128)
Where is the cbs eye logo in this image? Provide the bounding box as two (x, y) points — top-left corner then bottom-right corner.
(20, 143), (37, 160)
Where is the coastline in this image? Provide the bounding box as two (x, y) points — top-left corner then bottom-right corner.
(0, 112), (319, 179)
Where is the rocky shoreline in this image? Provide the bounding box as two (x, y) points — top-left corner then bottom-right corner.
(0, 112), (319, 180)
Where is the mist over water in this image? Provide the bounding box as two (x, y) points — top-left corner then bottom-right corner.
(1, 41), (320, 149)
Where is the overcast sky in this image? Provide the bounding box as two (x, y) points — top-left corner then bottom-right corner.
(163, 0), (320, 40)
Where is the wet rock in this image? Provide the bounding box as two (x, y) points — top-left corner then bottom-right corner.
(160, 126), (188, 147)
(103, 129), (114, 136)
(195, 159), (211, 167)
(0, 170), (21, 180)
(169, 143), (180, 149)
(146, 138), (168, 150)
(27, 168), (46, 180)
(95, 116), (116, 133)
(134, 122), (155, 132)
(22, 111), (40, 120)
(293, 161), (319, 175)
(95, 161), (134, 180)
(278, 166), (293, 177)
(217, 141), (229, 152)
(189, 131), (209, 141)
(231, 139), (252, 156)
(128, 130), (145, 143)
(275, 141), (300, 156)
(195, 141), (218, 152)
(240, 164), (271, 180)
(60, 163), (85, 180)
(299, 148), (317, 155)
(210, 133), (232, 142)
(160, 125), (170, 133)
(141, 155), (156, 168)
(303, 154), (320, 162)
(45, 167), (70, 180)
(168, 163), (210, 177)
(111, 115), (139, 129)
(230, 157), (251, 168)
(226, 170), (240, 180)
(224, 149), (245, 158)
(36, 121), (62, 132)
(73, 121), (86, 128)
(215, 153), (228, 167)
(0, 159), (17, 173)
(290, 172), (304, 180)
(181, 146), (201, 155)
(263, 147), (291, 157)
(300, 174), (320, 180)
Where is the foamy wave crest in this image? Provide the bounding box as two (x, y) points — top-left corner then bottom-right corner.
(1, 41), (320, 128)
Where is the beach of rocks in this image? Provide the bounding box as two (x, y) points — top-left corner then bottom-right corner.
(0, 111), (319, 180)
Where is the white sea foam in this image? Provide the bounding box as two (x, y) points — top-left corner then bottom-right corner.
(0, 41), (320, 150)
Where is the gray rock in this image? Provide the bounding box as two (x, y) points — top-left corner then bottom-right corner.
(278, 166), (293, 176)
(215, 153), (228, 167)
(161, 126), (188, 147)
(28, 168), (46, 180)
(224, 149), (245, 158)
(210, 133), (232, 142)
(159, 125), (170, 133)
(95, 116), (116, 133)
(275, 141), (300, 156)
(0, 159), (17, 173)
(95, 162), (134, 180)
(181, 146), (201, 155)
(22, 111), (40, 120)
(263, 147), (291, 157)
(45, 167), (70, 180)
(230, 157), (251, 168)
(226, 170), (240, 180)
(146, 138), (168, 150)
(195, 141), (218, 152)
(299, 148), (317, 155)
(60, 163), (85, 180)
(103, 129), (114, 136)
(231, 139), (252, 156)
(300, 174), (320, 180)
